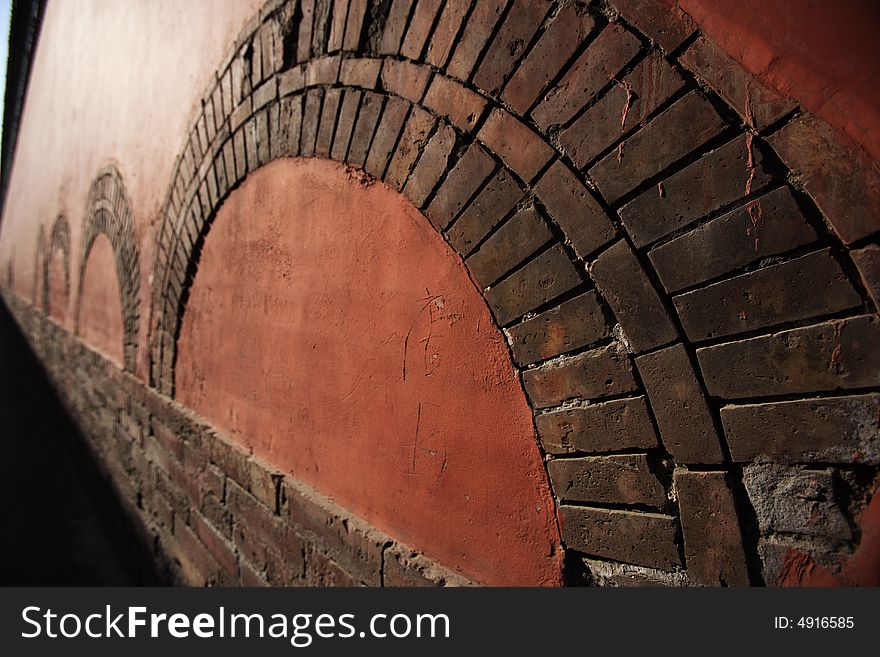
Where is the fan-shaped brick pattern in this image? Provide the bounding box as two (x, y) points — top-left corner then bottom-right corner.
(130, 0), (880, 586)
(78, 166), (141, 372)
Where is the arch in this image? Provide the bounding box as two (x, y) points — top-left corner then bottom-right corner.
(149, 0), (879, 586)
(77, 166), (140, 372)
(42, 214), (71, 319)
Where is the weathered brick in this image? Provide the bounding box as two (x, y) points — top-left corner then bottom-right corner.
(228, 479), (299, 558)
(309, 0), (333, 59)
(244, 116), (260, 172)
(364, 96), (409, 178)
(673, 249), (861, 342)
(697, 315), (880, 399)
(769, 114), (880, 244)
(219, 66), (233, 118)
(403, 122), (456, 206)
(253, 77), (277, 112)
(399, 0), (443, 60)
(230, 100), (252, 133)
(743, 463), (852, 541)
(383, 547), (455, 587)
(424, 0), (470, 69)
(477, 108), (554, 182)
(339, 57), (382, 89)
(681, 37), (796, 130)
(342, 0), (367, 51)
(501, 4), (595, 115)
(722, 394), (880, 464)
(636, 343), (724, 464)
(327, 0), (350, 52)
(506, 290), (608, 365)
(331, 89), (361, 161)
(265, 540), (306, 586)
(851, 244), (880, 310)
(297, 0), (316, 61)
(486, 246), (581, 326)
(230, 50), (248, 110)
(675, 470), (750, 586)
(171, 524), (222, 586)
(446, 169), (523, 255)
(532, 24), (641, 130)
(346, 92), (384, 167)
(381, 59), (431, 103)
(620, 134), (773, 247)
(305, 546), (362, 586)
(152, 419), (185, 460)
(378, 0), (412, 55)
(279, 64), (306, 97)
(611, 0), (696, 52)
(472, 0), (550, 96)
(649, 187), (816, 293)
(445, 0), (506, 81)
(306, 54), (341, 86)
(590, 92), (727, 204)
(385, 106), (435, 190)
(423, 75), (486, 132)
(425, 143), (495, 230)
(535, 161), (616, 259)
(203, 94), (218, 145)
(284, 480), (384, 585)
(590, 240), (676, 353)
(314, 87), (342, 157)
(300, 88), (323, 157)
(535, 396), (658, 454)
(561, 506), (681, 570)
(549, 454), (666, 506)
(190, 510), (238, 578)
(561, 51), (684, 168)
(466, 206), (552, 288)
(275, 93), (303, 158)
(248, 460), (281, 512)
(522, 344), (637, 409)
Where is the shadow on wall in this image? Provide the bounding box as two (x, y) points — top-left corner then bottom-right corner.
(0, 298), (159, 585)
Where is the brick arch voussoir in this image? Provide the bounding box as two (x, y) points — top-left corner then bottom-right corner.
(150, 0), (880, 587)
(77, 166), (141, 372)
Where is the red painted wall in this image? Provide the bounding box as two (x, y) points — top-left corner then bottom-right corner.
(678, 0), (880, 164)
(77, 234), (124, 366)
(175, 158), (564, 586)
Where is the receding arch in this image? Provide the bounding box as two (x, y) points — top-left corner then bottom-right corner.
(43, 215), (71, 321)
(77, 166), (140, 371)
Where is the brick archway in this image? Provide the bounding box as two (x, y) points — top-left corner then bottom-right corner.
(42, 214), (71, 318)
(148, 0), (879, 586)
(77, 166), (141, 372)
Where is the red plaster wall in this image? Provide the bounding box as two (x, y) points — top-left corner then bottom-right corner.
(0, 0), (264, 379)
(77, 234), (124, 366)
(678, 0), (880, 163)
(46, 247), (67, 323)
(175, 158), (564, 586)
